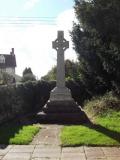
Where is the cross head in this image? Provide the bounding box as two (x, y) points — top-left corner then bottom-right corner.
(52, 31), (69, 52)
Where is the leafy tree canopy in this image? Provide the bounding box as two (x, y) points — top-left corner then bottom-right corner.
(71, 0), (120, 95)
(41, 60), (80, 81)
(21, 67), (36, 82)
(23, 67), (33, 76)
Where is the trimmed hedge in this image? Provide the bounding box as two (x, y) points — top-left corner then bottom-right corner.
(0, 80), (90, 124)
(66, 80), (91, 106)
(0, 81), (52, 123)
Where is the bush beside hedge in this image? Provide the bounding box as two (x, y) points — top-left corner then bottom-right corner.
(84, 92), (120, 117)
(0, 80), (90, 124)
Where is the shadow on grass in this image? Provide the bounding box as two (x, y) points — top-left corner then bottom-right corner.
(0, 113), (40, 148)
(84, 122), (120, 144)
(16, 113), (120, 145)
(0, 121), (22, 147)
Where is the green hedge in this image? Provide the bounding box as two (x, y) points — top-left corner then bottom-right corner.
(66, 80), (91, 106)
(0, 80), (90, 124)
(0, 81), (52, 123)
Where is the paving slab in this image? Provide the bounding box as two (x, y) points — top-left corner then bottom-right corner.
(61, 152), (86, 159)
(87, 158), (107, 160)
(62, 147), (84, 153)
(102, 147), (120, 156)
(61, 158), (85, 160)
(2, 152), (31, 160)
(34, 144), (59, 149)
(85, 147), (105, 159)
(34, 147), (61, 153)
(31, 125), (62, 159)
(12, 145), (35, 149)
(32, 158), (60, 160)
(0, 156), (3, 160)
(0, 145), (13, 156)
(0, 125), (120, 160)
(9, 145), (35, 153)
(106, 157), (120, 160)
(32, 152), (61, 159)
(31, 124), (62, 145)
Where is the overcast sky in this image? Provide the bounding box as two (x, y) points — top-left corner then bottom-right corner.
(0, 0), (77, 79)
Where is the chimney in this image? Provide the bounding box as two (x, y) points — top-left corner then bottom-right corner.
(10, 48), (14, 55)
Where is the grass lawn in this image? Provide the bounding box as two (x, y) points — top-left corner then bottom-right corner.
(60, 112), (120, 146)
(0, 122), (40, 144)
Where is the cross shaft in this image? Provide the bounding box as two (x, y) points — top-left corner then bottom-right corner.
(52, 31), (69, 88)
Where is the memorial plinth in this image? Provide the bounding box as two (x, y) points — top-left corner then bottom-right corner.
(37, 31), (89, 124)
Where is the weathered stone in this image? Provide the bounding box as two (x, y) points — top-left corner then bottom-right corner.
(102, 147), (120, 156)
(37, 112), (88, 124)
(2, 152), (31, 160)
(61, 152), (86, 159)
(62, 147), (84, 153)
(43, 100), (82, 113)
(32, 152), (61, 159)
(50, 87), (72, 101)
(0, 145), (13, 156)
(37, 30), (89, 124)
(85, 147), (105, 157)
(31, 125), (61, 145)
(32, 159), (59, 160)
(52, 31), (69, 89)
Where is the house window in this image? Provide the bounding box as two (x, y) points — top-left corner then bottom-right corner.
(0, 55), (5, 63)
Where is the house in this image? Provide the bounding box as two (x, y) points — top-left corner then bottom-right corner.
(0, 48), (16, 75)
(0, 48), (19, 83)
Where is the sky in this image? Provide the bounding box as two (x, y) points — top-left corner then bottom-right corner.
(0, 0), (77, 79)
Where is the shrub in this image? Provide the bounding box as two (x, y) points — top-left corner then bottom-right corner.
(66, 80), (91, 106)
(21, 74), (36, 82)
(0, 81), (51, 123)
(84, 92), (120, 117)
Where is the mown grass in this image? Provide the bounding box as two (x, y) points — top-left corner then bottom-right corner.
(60, 111), (120, 146)
(0, 122), (40, 144)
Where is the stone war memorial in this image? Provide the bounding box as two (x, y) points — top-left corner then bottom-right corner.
(38, 30), (89, 124)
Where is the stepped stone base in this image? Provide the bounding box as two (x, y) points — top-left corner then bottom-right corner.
(36, 100), (89, 124)
(36, 112), (89, 124)
(43, 100), (82, 113)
